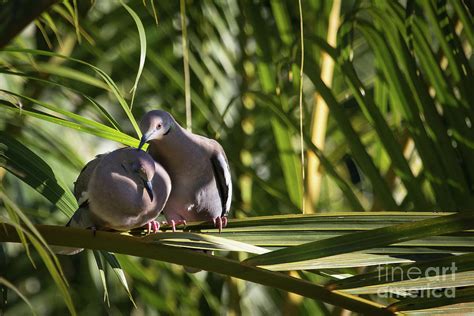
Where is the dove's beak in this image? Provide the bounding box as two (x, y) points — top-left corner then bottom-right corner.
(138, 132), (153, 150)
(144, 180), (154, 201)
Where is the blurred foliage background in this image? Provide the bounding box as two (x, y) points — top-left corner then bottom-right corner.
(1, 0), (474, 315)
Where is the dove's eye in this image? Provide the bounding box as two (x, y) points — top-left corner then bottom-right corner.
(129, 161), (140, 172)
(157, 123), (162, 129)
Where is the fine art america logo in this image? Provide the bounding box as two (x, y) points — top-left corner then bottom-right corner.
(376, 263), (457, 298)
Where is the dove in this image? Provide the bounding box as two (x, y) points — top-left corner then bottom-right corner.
(138, 110), (232, 232)
(73, 153), (104, 206)
(53, 147), (171, 255)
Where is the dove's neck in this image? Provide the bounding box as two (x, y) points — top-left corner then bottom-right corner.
(149, 125), (205, 172)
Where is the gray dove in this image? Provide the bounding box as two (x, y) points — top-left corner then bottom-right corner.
(54, 147), (171, 254)
(73, 152), (104, 207)
(138, 110), (232, 232)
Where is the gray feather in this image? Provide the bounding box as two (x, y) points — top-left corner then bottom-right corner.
(54, 148), (171, 255)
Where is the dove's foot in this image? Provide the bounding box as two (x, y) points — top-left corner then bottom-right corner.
(146, 220), (160, 234)
(213, 216), (228, 233)
(168, 219), (187, 232)
(90, 225), (97, 236)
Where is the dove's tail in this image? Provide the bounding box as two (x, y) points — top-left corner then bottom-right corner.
(51, 245), (84, 255)
(52, 207), (94, 255)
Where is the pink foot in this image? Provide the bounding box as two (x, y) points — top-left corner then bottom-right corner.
(168, 219), (187, 232)
(146, 220), (160, 233)
(213, 216), (228, 233)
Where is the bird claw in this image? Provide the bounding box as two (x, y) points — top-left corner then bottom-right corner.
(213, 216), (228, 233)
(91, 226), (97, 236)
(168, 219), (187, 232)
(146, 220), (160, 234)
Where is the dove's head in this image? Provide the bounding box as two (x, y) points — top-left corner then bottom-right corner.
(138, 110), (175, 150)
(120, 148), (156, 201)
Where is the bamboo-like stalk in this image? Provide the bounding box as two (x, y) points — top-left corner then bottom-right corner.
(283, 271), (304, 314)
(0, 224), (393, 315)
(304, 0), (341, 213)
(297, 0), (306, 214)
(180, 0), (192, 131)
